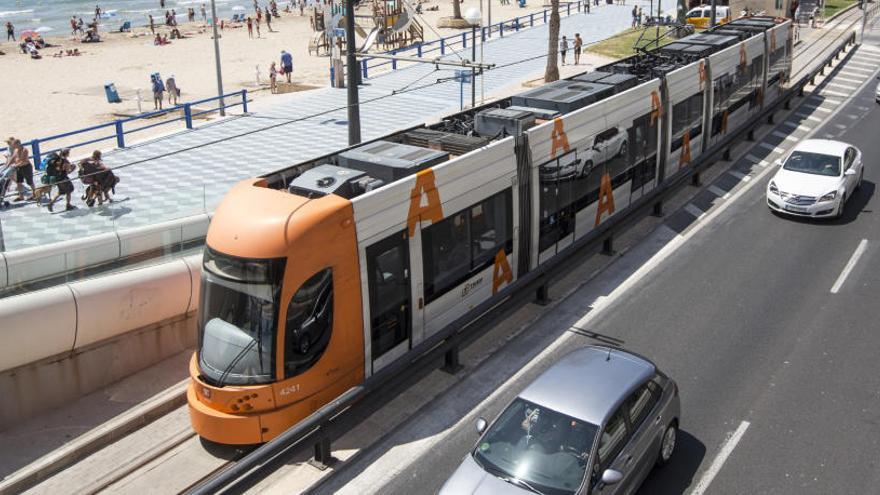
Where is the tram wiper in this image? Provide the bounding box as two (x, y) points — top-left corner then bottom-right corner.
(217, 338), (258, 388)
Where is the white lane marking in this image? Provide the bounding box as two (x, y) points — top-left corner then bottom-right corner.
(827, 82), (858, 90)
(771, 131), (799, 142)
(727, 170), (751, 182)
(690, 421), (752, 495)
(842, 66), (875, 74)
(759, 142), (786, 153)
(795, 113), (823, 122)
(847, 61), (877, 69)
(833, 75), (864, 84)
(830, 239), (869, 294)
(708, 184), (729, 199)
(782, 121), (813, 132)
(685, 203), (706, 220)
(821, 89), (851, 98)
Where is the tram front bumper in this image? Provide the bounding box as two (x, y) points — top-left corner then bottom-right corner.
(187, 384), (266, 445)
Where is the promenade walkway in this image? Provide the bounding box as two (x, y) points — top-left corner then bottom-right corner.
(0, 2), (645, 252)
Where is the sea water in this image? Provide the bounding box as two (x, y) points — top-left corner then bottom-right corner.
(0, 0), (267, 34)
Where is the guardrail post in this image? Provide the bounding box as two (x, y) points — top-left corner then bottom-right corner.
(747, 129), (755, 141)
(462, 32), (467, 48)
(784, 98), (791, 110)
(530, 13), (534, 26)
(652, 201), (664, 217)
(601, 236), (614, 256)
(308, 437), (333, 470)
(184, 104), (194, 129)
(722, 148), (731, 161)
(442, 346), (463, 374)
(115, 120), (125, 148)
(535, 283), (551, 306)
(31, 140), (41, 170)
(544, 9), (548, 23)
(330, 65), (335, 86)
(567, 3), (571, 15)
(362, 59), (369, 79)
(515, 18), (520, 31)
(241, 89), (248, 113)
(692, 171), (703, 186)
(500, 22), (504, 37)
(417, 43), (423, 57)
(481, 27), (486, 41)
(767, 113), (775, 124)
(441, 38), (446, 55)
(392, 50), (398, 70)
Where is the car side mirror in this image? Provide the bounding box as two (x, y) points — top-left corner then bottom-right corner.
(601, 469), (624, 486)
(475, 417), (487, 434)
(845, 168), (856, 176)
(774, 159), (783, 167)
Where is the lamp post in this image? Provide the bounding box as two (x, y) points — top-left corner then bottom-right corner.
(210, 0), (225, 116)
(346, 0), (361, 145)
(464, 7), (482, 109)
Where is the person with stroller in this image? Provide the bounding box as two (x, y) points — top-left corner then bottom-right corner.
(1, 138), (16, 208)
(78, 150), (119, 207)
(7, 138), (36, 202)
(45, 148), (76, 212)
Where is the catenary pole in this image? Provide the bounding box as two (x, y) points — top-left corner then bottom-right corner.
(346, 0), (361, 145)
(210, 0), (226, 116)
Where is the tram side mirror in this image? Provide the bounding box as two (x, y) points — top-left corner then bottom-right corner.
(601, 469), (624, 486)
(475, 417), (487, 434)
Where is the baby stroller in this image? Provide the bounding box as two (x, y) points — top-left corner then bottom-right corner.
(0, 164), (13, 208)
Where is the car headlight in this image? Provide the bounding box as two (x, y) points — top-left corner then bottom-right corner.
(769, 181), (779, 194)
(819, 191), (837, 202)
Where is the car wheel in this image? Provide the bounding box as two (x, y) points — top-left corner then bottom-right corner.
(580, 161), (594, 178)
(836, 195), (846, 219)
(657, 421), (677, 467)
(856, 169), (863, 192)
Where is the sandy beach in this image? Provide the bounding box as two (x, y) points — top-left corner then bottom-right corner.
(0, 0), (584, 144)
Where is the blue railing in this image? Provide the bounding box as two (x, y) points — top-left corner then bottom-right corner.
(1, 90), (249, 168)
(333, 0), (591, 84)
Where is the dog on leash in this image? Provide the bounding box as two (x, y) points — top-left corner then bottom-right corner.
(32, 184), (52, 205)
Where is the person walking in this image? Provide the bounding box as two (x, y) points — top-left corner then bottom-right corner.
(269, 61), (278, 93)
(165, 74), (179, 106)
(265, 7), (273, 31)
(151, 74), (165, 110)
(631, 5), (638, 27)
(281, 50), (293, 82)
(559, 35), (568, 66)
(149, 14), (155, 33)
(255, 17), (261, 37)
(6, 21), (14, 41)
(247, 17), (254, 37)
(201, 4), (207, 22)
(45, 149), (76, 212)
(10, 139), (35, 202)
(161, 0), (166, 7)
(70, 17), (78, 36)
(574, 33), (583, 65)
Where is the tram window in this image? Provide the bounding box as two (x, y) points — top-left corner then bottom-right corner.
(672, 100), (691, 137)
(423, 189), (513, 302)
(367, 232), (411, 359)
(283, 268), (333, 378)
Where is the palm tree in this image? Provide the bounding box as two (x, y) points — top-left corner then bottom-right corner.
(545, 0), (560, 82)
(452, 0), (463, 19)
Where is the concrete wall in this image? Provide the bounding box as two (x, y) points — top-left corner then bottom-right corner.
(0, 311), (197, 432)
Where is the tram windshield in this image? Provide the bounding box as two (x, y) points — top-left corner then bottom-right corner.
(198, 248), (286, 386)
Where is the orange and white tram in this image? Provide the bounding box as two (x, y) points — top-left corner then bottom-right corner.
(188, 17), (793, 444)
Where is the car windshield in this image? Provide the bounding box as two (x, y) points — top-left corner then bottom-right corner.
(473, 398), (598, 495)
(783, 151), (841, 177)
(198, 248), (286, 386)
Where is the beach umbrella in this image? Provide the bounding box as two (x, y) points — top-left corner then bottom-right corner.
(35, 26), (54, 33)
(19, 30), (38, 39)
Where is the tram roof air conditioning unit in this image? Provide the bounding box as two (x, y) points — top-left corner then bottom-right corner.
(288, 164), (369, 199)
(511, 81), (615, 114)
(572, 72), (638, 93)
(506, 105), (560, 121)
(338, 140), (450, 183)
(571, 70), (615, 83)
(679, 33), (740, 49)
(474, 108), (536, 137)
(711, 28), (750, 41)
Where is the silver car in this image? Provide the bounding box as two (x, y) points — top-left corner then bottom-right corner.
(440, 346), (680, 495)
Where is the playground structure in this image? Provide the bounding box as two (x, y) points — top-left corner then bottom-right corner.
(308, 0), (424, 57)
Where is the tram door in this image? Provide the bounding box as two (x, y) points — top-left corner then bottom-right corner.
(366, 230), (413, 373)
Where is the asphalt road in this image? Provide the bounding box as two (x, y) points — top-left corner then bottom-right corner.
(323, 22), (880, 495)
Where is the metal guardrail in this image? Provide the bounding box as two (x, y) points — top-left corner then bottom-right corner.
(333, 0), (594, 84)
(188, 10), (875, 495)
(0, 91), (249, 171)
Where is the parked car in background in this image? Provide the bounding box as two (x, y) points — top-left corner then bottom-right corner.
(440, 346), (681, 494)
(686, 5), (731, 29)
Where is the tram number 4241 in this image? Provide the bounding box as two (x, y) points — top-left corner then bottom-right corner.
(279, 383), (301, 396)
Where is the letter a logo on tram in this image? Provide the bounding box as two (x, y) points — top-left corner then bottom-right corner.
(550, 118), (570, 159)
(594, 172), (615, 227)
(407, 169), (443, 236)
(492, 249), (513, 295)
(679, 130), (691, 169)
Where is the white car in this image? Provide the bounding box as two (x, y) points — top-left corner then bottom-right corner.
(767, 139), (863, 218)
